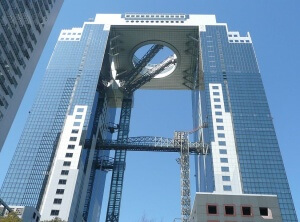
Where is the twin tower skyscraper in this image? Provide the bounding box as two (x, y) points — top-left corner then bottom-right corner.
(0, 14), (298, 222)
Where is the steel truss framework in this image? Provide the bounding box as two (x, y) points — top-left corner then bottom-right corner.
(96, 130), (208, 222)
(0, 197), (12, 216)
(96, 39), (203, 221)
(105, 98), (132, 222)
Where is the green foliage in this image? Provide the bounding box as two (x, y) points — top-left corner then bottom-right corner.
(41, 217), (67, 222)
(0, 212), (22, 222)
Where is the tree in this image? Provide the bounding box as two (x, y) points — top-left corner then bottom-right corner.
(0, 212), (22, 222)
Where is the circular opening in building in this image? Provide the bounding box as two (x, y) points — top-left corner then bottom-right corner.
(132, 44), (177, 79)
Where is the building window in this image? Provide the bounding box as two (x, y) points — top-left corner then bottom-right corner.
(212, 86), (219, 89)
(50, 210), (59, 216)
(222, 176), (230, 181)
(218, 141), (226, 146)
(207, 204), (218, 215)
(221, 167), (229, 172)
(53, 198), (62, 204)
(213, 92), (220, 96)
(61, 170), (69, 175)
(75, 115), (82, 119)
(223, 185), (232, 191)
(215, 112), (222, 116)
(259, 207), (272, 217)
(220, 158), (228, 163)
(68, 144), (75, 149)
(214, 98), (220, 102)
(73, 122), (80, 126)
(224, 205), (235, 215)
(218, 133), (225, 138)
(241, 206), (252, 216)
(69, 137), (77, 141)
(215, 105), (221, 109)
(71, 129), (79, 134)
(65, 153), (73, 158)
(216, 118), (223, 123)
(219, 149), (227, 154)
(56, 189), (64, 194)
(217, 126), (224, 130)
(63, 161), (71, 166)
(58, 179), (67, 185)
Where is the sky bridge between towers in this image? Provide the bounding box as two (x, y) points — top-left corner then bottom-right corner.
(86, 20), (208, 222)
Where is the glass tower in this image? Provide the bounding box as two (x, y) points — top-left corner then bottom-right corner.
(0, 14), (297, 222)
(0, 0), (64, 150)
(194, 25), (298, 221)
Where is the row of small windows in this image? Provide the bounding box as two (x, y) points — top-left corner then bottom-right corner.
(125, 14), (185, 18)
(52, 157), (72, 215)
(61, 32), (81, 36)
(229, 39), (251, 43)
(60, 38), (80, 41)
(207, 204), (272, 217)
(211, 85), (232, 192)
(125, 20), (184, 24)
(228, 34), (239, 37)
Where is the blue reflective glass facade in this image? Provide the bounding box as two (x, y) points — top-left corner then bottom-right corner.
(0, 23), (112, 221)
(195, 25), (297, 221)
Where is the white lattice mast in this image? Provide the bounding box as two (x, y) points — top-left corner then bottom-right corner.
(174, 131), (191, 222)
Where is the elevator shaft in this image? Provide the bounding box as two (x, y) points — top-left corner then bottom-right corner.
(105, 98), (132, 222)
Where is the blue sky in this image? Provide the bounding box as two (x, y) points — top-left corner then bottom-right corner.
(0, 0), (299, 221)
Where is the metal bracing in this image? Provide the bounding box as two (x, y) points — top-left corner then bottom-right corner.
(96, 156), (115, 171)
(96, 136), (209, 154)
(117, 44), (164, 82)
(0, 197), (12, 216)
(123, 56), (177, 95)
(174, 132), (191, 222)
(105, 98), (132, 222)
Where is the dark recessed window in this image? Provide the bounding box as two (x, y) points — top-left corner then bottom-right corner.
(68, 144), (75, 149)
(222, 176), (230, 181)
(71, 129), (79, 134)
(207, 205), (217, 215)
(215, 105), (222, 109)
(225, 205), (235, 215)
(212, 86), (219, 89)
(215, 111), (222, 116)
(50, 210), (59, 216)
(73, 122), (80, 126)
(58, 179), (67, 185)
(61, 170), (69, 175)
(69, 137), (77, 141)
(53, 198), (62, 204)
(219, 149), (227, 154)
(77, 108), (84, 112)
(63, 161), (71, 166)
(220, 158), (228, 163)
(223, 185), (232, 191)
(217, 126), (224, 130)
(214, 98), (220, 102)
(218, 141), (226, 146)
(65, 153), (73, 158)
(242, 206), (252, 216)
(218, 133), (225, 138)
(75, 115), (82, 119)
(33, 212), (36, 219)
(213, 92), (220, 96)
(259, 207), (269, 216)
(221, 167), (229, 172)
(56, 189), (64, 194)
(216, 118), (223, 123)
